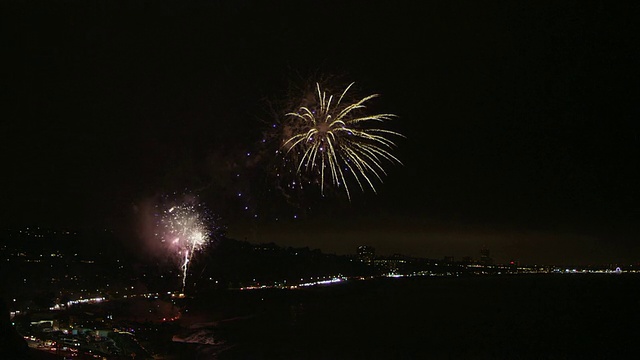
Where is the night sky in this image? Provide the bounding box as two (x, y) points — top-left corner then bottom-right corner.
(3, 1), (639, 265)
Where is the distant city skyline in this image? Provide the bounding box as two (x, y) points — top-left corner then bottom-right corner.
(1, 225), (634, 267)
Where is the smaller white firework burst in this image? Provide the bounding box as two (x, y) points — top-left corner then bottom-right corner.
(157, 196), (212, 291)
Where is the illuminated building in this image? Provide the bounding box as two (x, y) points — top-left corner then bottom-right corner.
(357, 245), (375, 265)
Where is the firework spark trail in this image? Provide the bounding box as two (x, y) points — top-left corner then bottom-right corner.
(158, 199), (211, 292)
(181, 250), (189, 290)
(280, 82), (403, 200)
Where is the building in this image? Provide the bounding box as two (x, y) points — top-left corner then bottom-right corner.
(357, 245), (375, 265)
(480, 246), (493, 265)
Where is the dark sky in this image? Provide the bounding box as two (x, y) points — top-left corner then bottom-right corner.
(2, 0), (639, 265)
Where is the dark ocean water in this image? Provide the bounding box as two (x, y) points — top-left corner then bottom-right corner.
(171, 274), (639, 359)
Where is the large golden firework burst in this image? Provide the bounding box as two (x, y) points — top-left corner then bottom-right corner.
(280, 82), (403, 200)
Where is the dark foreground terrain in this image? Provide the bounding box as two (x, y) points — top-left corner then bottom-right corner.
(4, 273), (638, 359)
(168, 273), (639, 359)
